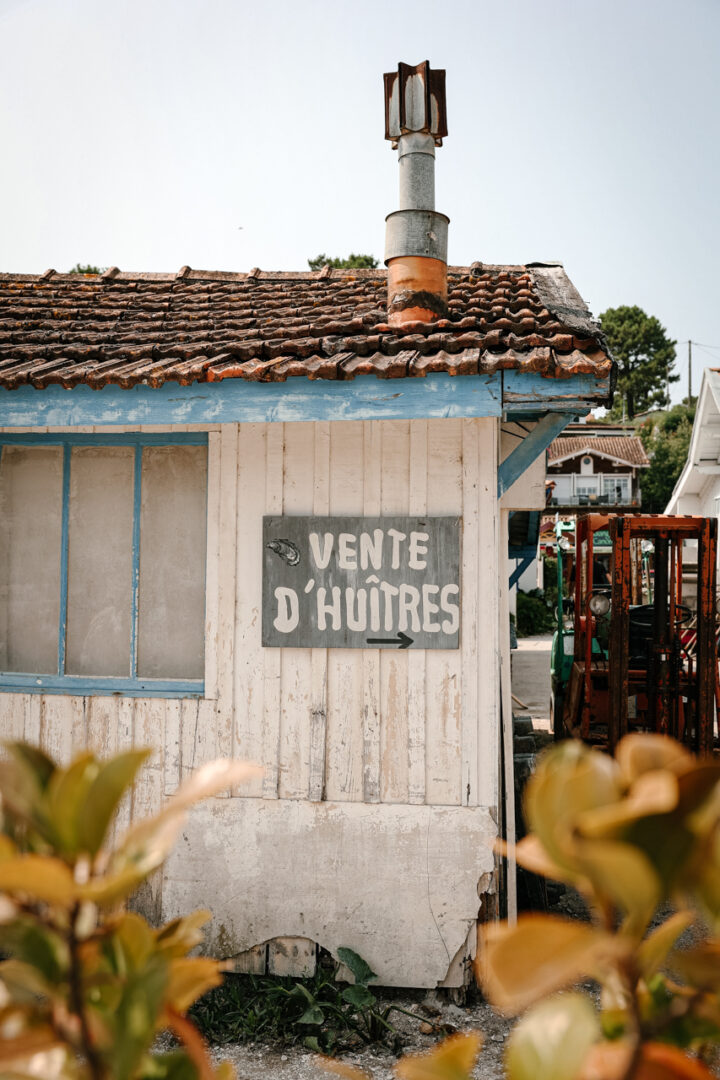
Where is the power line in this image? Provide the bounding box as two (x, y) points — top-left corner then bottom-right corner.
(693, 343), (720, 365)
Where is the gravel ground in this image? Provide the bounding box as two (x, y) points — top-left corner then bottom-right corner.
(208, 992), (511, 1080)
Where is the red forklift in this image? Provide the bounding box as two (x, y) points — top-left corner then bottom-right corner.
(553, 514), (718, 754)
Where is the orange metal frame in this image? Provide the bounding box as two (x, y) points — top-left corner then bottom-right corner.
(566, 514), (718, 754)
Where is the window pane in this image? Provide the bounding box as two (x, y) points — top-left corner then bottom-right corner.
(137, 446), (207, 679)
(603, 475), (630, 501)
(66, 447), (134, 676)
(576, 477), (599, 496)
(0, 446), (63, 673)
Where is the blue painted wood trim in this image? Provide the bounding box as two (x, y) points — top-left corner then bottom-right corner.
(130, 446), (142, 679)
(502, 370), (611, 410)
(0, 432), (209, 446)
(509, 555), (535, 590)
(57, 444), (71, 675)
(0, 370), (609, 428)
(498, 412), (575, 498)
(0, 674), (204, 698)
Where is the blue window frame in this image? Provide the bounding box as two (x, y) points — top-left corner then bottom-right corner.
(0, 432), (208, 697)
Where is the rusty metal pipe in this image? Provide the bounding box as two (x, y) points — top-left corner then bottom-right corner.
(384, 62), (449, 328)
(386, 255), (448, 327)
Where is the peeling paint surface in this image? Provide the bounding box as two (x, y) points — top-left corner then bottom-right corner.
(162, 798), (496, 988)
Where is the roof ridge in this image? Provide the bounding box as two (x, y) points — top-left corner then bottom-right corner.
(0, 263), (545, 284)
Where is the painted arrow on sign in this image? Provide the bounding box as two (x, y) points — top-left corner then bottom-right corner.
(365, 632), (413, 649)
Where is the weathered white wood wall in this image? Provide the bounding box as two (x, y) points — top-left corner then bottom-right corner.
(0, 417), (502, 986)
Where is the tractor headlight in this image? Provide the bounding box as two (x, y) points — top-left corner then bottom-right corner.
(589, 593), (611, 617)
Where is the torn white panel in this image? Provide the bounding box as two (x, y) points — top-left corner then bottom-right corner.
(162, 797), (495, 988)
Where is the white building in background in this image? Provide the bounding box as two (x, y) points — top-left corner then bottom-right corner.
(666, 368), (720, 532)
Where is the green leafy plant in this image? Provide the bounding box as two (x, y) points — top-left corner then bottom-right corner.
(0, 741), (259, 1079)
(515, 588), (554, 637)
(192, 946), (427, 1055)
(478, 734), (720, 1079)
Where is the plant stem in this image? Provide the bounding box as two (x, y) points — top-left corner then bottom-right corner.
(68, 904), (106, 1080)
(618, 961), (643, 1080)
(166, 1007), (216, 1080)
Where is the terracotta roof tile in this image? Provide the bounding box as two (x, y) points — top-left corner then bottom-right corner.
(0, 264), (612, 390)
(548, 435), (650, 467)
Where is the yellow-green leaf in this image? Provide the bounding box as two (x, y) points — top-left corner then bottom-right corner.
(615, 734), (692, 784)
(46, 753), (99, 853)
(155, 910), (211, 958)
(573, 839), (660, 938)
(505, 993), (600, 1080)
(524, 742), (622, 877)
(513, 835), (586, 888)
(638, 910), (693, 979)
(670, 941), (720, 990)
(478, 915), (629, 1014)
(0, 856), (75, 905)
(4, 743), (56, 790)
(79, 749), (151, 856)
(0, 959), (55, 999)
(79, 865), (148, 907)
(165, 957), (223, 1013)
(395, 1032), (483, 1080)
(111, 810), (187, 883)
(577, 770), (679, 839)
(113, 912), (156, 972)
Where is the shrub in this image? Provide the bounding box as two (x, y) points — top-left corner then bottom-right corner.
(515, 588), (554, 637)
(478, 735), (720, 1079)
(0, 742), (258, 1079)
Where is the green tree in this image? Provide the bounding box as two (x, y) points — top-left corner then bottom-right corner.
(600, 305), (678, 419)
(638, 402), (695, 512)
(307, 253), (378, 271)
(69, 263), (106, 274)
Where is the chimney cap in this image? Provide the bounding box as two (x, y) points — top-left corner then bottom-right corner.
(384, 61), (447, 147)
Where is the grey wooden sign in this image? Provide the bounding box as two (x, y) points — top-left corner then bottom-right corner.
(262, 516), (461, 650)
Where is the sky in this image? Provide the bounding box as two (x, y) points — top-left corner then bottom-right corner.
(1, 0), (718, 402)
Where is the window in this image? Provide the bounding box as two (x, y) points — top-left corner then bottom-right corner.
(602, 475), (630, 503)
(575, 476), (599, 497)
(0, 434), (208, 696)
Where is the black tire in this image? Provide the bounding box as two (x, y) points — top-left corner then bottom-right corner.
(551, 684), (565, 741)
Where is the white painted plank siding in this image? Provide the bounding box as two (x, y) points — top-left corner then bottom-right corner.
(0, 416), (503, 986)
(325, 421), (365, 803)
(0, 416), (501, 813)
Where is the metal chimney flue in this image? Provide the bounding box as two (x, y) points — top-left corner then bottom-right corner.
(384, 61), (449, 327)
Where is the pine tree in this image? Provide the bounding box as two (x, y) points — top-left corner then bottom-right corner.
(600, 306), (678, 419)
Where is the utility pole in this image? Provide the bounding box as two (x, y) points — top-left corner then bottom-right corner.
(688, 339), (692, 403)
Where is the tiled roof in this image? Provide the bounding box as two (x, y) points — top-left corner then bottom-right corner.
(548, 435), (650, 467)
(0, 263), (613, 391)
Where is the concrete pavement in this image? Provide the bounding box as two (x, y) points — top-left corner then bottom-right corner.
(511, 632), (552, 730)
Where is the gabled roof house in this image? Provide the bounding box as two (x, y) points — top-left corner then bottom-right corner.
(546, 421), (649, 509)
